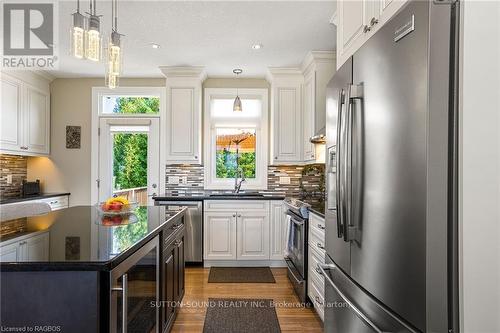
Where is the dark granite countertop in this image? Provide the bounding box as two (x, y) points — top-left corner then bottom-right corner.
(153, 190), (286, 201)
(0, 205), (185, 272)
(0, 192), (71, 205)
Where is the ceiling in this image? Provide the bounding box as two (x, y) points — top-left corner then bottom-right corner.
(52, 1), (336, 78)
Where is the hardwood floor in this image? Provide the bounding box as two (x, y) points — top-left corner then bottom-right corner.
(170, 267), (323, 332)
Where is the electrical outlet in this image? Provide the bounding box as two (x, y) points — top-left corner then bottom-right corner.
(168, 176), (180, 185)
(279, 176), (291, 185)
(6, 175), (12, 184)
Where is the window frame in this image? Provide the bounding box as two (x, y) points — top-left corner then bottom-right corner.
(95, 87), (162, 117)
(203, 88), (268, 190)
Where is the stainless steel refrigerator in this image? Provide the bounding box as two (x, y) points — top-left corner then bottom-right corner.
(321, 1), (459, 332)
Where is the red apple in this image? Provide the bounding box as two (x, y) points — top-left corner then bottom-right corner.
(108, 202), (123, 211)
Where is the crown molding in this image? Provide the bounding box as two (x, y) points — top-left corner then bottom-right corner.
(159, 66), (207, 81)
(266, 67), (304, 83)
(301, 50), (336, 74)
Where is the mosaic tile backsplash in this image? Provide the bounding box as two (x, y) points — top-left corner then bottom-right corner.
(0, 154), (28, 199)
(165, 164), (325, 198)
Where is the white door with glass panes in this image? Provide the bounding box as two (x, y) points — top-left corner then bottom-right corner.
(98, 118), (160, 206)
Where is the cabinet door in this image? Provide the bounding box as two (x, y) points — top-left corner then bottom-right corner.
(303, 71), (316, 162)
(0, 242), (21, 262)
(204, 212), (236, 260)
(174, 232), (185, 302)
(162, 242), (176, 332)
(24, 85), (50, 154)
(337, 0), (369, 69)
(236, 210), (270, 260)
(0, 74), (23, 152)
(272, 86), (303, 163)
(25, 232), (49, 261)
(270, 201), (287, 260)
(166, 87), (201, 164)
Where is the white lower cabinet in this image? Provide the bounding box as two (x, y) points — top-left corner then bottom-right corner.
(270, 201), (287, 260)
(0, 232), (49, 262)
(237, 211), (270, 260)
(204, 200), (285, 263)
(204, 212), (237, 260)
(308, 212), (326, 321)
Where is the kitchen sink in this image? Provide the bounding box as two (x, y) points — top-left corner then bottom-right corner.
(209, 192), (264, 197)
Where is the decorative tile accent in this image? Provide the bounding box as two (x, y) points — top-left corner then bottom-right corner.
(0, 218), (27, 237)
(0, 154), (27, 199)
(66, 125), (81, 149)
(165, 165), (204, 190)
(165, 163), (325, 202)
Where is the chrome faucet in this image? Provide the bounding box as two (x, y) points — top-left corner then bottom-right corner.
(234, 169), (246, 193)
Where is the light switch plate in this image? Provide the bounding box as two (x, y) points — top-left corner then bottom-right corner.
(168, 176), (180, 185)
(180, 176), (188, 184)
(6, 174), (12, 184)
(279, 176), (291, 185)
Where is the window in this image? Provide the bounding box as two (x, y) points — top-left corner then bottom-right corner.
(204, 88), (268, 190)
(102, 96), (160, 114)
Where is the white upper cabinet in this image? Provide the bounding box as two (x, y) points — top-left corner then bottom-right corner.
(301, 52), (336, 163)
(268, 69), (304, 164)
(160, 66), (206, 165)
(25, 84), (50, 154)
(0, 74), (23, 151)
(303, 70), (316, 162)
(336, 0), (408, 69)
(0, 71), (50, 156)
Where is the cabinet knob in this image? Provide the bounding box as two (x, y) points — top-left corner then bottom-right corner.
(237, 214), (241, 218)
(317, 243), (325, 250)
(370, 17), (379, 26)
(20, 146), (28, 150)
(274, 156), (278, 160)
(315, 296), (324, 306)
(194, 155), (198, 159)
(363, 25), (371, 33)
(318, 224), (325, 230)
(232, 214), (236, 217)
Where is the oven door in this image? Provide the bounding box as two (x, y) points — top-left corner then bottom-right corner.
(284, 211), (307, 278)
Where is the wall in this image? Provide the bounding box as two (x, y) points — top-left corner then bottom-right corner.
(27, 78), (165, 206)
(460, 1), (500, 332)
(0, 154), (27, 199)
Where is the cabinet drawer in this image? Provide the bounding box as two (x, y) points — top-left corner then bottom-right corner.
(308, 277), (325, 321)
(204, 200), (269, 212)
(308, 245), (325, 295)
(308, 225), (326, 256)
(40, 196), (68, 210)
(308, 212), (325, 236)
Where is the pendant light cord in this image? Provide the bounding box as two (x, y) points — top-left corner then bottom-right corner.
(77, 0), (80, 13)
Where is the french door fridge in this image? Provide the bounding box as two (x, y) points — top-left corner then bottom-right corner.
(322, 1), (459, 332)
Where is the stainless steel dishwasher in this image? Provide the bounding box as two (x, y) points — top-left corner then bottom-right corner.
(156, 201), (202, 263)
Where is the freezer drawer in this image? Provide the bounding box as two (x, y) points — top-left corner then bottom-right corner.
(321, 256), (418, 333)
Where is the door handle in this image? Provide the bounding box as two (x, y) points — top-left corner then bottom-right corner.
(336, 89), (345, 238)
(320, 264), (391, 333)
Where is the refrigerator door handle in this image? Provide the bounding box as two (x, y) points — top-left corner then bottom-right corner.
(320, 264), (391, 333)
(335, 89), (345, 238)
(343, 84), (353, 242)
(344, 84), (364, 243)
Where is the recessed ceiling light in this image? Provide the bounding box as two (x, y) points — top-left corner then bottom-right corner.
(151, 43), (161, 49)
(252, 44), (263, 50)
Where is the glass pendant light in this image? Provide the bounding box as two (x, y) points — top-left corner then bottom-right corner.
(85, 0), (101, 62)
(233, 69), (243, 112)
(106, 0), (123, 89)
(70, 0), (86, 59)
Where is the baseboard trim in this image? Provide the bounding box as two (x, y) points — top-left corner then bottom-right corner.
(203, 260), (287, 268)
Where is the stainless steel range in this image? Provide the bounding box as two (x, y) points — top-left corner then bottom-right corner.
(283, 197), (311, 304)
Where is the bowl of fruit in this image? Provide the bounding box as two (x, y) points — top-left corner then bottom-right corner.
(98, 213), (138, 226)
(97, 196), (138, 215)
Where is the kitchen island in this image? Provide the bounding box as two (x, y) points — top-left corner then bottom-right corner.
(0, 206), (186, 333)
